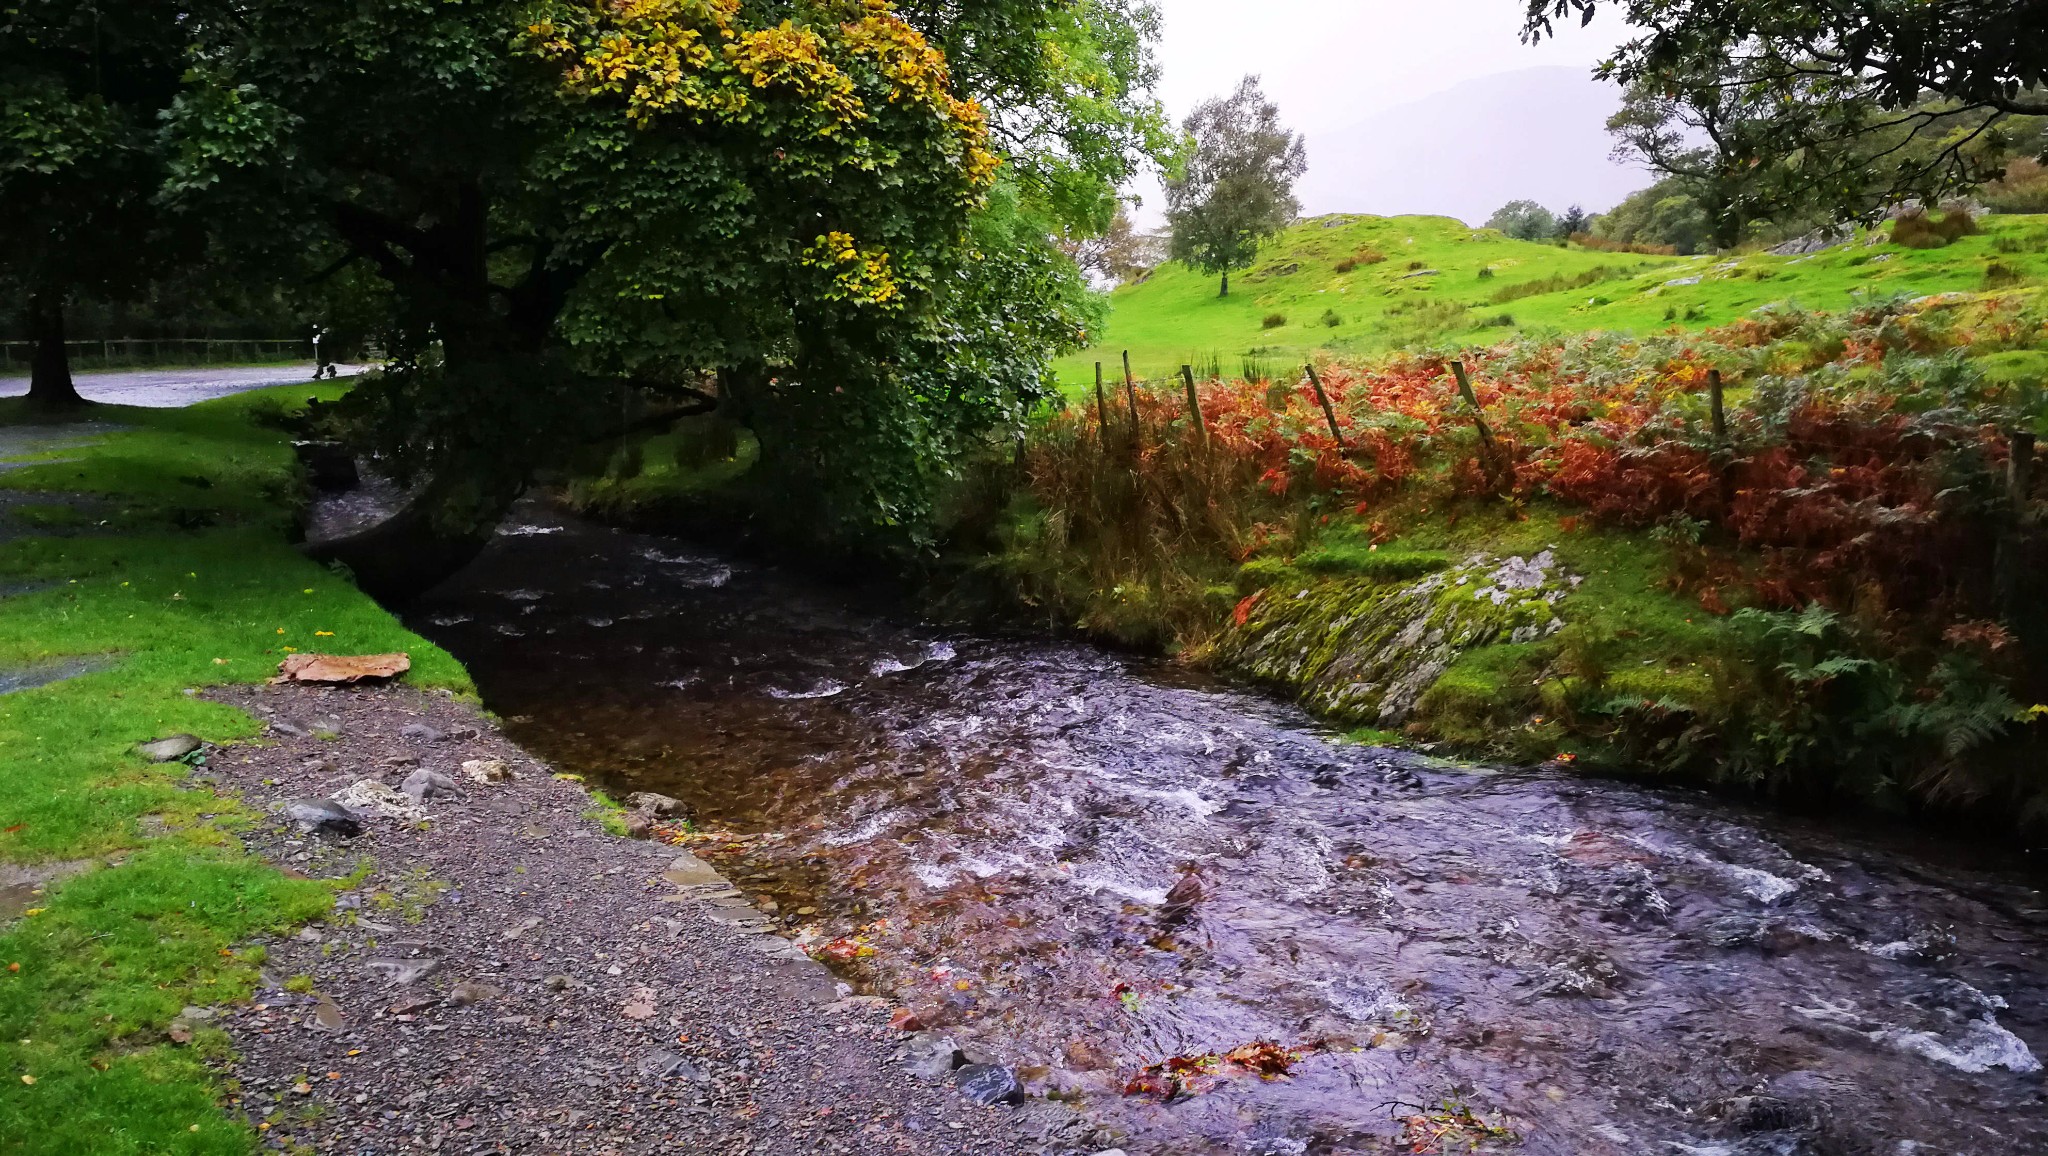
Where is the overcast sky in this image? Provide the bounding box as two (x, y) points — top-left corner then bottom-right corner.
(1128, 0), (1648, 226)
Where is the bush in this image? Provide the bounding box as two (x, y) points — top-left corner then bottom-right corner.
(1891, 208), (1976, 249)
(1261, 312), (1287, 329)
(1477, 266), (1494, 279)
(1985, 261), (2028, 289)
(1333, 258), (1357, 274)
(1320, 308), (1342, 328)
(1406, 259), (1426, 271)
(1570, 231), (1679, 256)
(1488, 264), (1623, 305)
(1355, 248), (1387, 265)
(1983, 159), (2048, 215)
(1481, 312), (1515, 327)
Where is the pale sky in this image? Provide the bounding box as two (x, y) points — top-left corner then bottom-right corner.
(1130, 0), (1647, 226)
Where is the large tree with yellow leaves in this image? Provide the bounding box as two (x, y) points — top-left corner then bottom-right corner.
(166, 0), (1161, 591)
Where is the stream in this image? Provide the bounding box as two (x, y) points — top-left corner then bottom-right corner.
(406, 506), (2048, 1155)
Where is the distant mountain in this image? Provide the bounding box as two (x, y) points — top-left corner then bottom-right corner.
(1295, 66), (1650, 225)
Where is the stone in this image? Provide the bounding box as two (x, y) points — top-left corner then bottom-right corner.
(544, 974), (573, 991)
(460, 758), (512, 783)
(331, 779), (427, 822)
(447, 981), (501, 1007)
(901, 1031), (964, 1079)
(137, 734), (202, 762)
(268, 720), (311, 739)
(284, 798), (363, 837)
(955, 1063), (1023, 1106)
(311, 994), (347, 1032)
(636, 1049), (711, 1082)
(662, 853), (725, 888)
(622, 811), (653, 838)
(363, 955), (442, 985)
(400, 722), (445, 743)
(400, 768), (459, 802)
(625, 791), (682, 816)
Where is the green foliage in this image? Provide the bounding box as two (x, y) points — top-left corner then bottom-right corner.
(1261, 312), (1287, 329)
(1485, 200), (1560, 242)
(1165, 75), (1307, 297)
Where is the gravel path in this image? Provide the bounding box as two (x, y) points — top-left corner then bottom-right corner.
(202, 682), (1091, 1155)
(0, 364), (364, 407)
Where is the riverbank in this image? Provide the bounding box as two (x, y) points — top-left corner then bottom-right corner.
(0, 391), (1040, 1154)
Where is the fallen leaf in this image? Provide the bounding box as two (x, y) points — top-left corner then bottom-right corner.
(19, 1075), (33, 1086)
(270, 652), (411, 685)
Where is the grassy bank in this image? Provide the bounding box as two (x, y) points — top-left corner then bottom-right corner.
(1004, 286), (2048, 827)
(1060, 211), (2048, 388)
(0, 388), (465, 1152)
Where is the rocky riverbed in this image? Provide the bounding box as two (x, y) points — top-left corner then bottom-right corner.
(206, 681), (1084, 1154)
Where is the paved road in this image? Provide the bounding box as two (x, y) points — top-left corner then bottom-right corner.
(0, 363), (364, 407)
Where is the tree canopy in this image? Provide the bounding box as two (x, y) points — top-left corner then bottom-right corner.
(1525, 0), (2048, 225)
(153, 0), (1164, 586)
(1165, 75), (1306, 297)
(1486, 200), (1561, 242)
(0, 0), (195, 406)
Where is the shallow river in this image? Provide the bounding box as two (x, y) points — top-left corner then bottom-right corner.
(408, 508), (2048, 1155)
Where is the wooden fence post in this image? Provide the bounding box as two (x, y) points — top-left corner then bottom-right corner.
(1708, 368), (1728, 440)
(2012, 429), (2036, 508)
(1122, 350), (1142, 453)
(1449, 359), (1504, 481)
(1094, 361), (1109, 435)
(1302, 363), (1345, 448)
(1180, 365), (1207, 445)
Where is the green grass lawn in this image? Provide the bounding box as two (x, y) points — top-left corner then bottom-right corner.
(0, 387), (466, 1153)
(1060, 211), (2048, 390)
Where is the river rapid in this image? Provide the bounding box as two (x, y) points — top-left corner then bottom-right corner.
(407, 507), (2048, 1155)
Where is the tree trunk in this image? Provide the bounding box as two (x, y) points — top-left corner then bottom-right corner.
(25, 291), (83, 409)
(1219, 270), (1229, 297)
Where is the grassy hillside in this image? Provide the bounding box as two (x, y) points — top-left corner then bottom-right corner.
(1059, 211), (2048, 389)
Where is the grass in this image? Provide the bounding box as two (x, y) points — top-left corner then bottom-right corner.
(0, 386), (468, 1153)
(1060, 211), (2048, 390)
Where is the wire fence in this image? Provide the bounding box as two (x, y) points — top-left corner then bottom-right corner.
(0, 337), (311, 373)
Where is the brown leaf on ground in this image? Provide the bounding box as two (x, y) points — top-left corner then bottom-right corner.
(271, 652), (411, 685)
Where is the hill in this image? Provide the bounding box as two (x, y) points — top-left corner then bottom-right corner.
(1058, 211), (2048, 390)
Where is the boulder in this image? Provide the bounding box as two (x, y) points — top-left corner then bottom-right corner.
(956, 1063), (1023, 1106)
(460, 758), (512, 783)
(285, 798), (363, 837)
(901, 1031), (965, 1080)
(401, 768), (459, 802)
(137, 734), (202, 762)
(625, 791), (683, 816)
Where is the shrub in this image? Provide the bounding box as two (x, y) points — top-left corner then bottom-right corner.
(1489, 264), (1623, 305)
(1984, 261), (2028, 289)
(1406, 259), (1426, 271)
(1355, 248), (1387, 265)
(1320, 308), (1342, 328)
(1261, 312), (1287, 329)
(1983, 158), (2048, 215)
(1569, 231), (1679, 256)
(1334, 258), (1357, 274)
(1477, 266), (1495, 279)
(1891, 208), (1976, 249)
(1481, 312), (1515, 327)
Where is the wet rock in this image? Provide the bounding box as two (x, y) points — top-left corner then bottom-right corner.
(901, 1031), (964, 1079)
(1160, 872), (1203, 922)
(400, 768), (458, 802)
(400, 722), (444, 743)
(626, 791), (682, 816)
(622, 811), (654, 838)
(956, 1063), (1022, 1106)
(284, 798), (363, 837)
(294, 440), (360, 492)
(137, 734), (202, 762)
(460, 758), (512, 783)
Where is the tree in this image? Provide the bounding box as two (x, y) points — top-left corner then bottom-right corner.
(163, 0), (1163, 591)
(1593, 177), (1712, 253)
(1486, 200), (1561, 241)
(1523, 0), (2048, 224)
(0, 1), (194, 408)
(1165, 76), (1306, 297)
(1558, 204), (1591, 235)
(1059, 207), (1158, 285)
